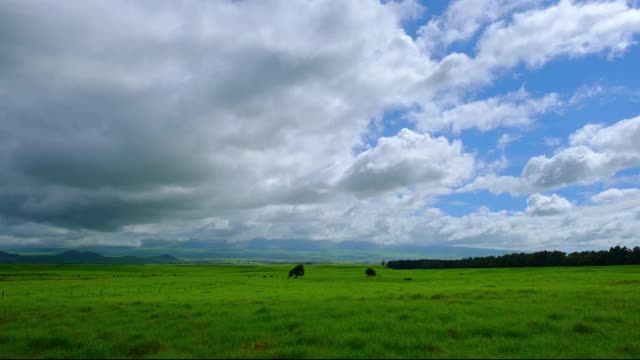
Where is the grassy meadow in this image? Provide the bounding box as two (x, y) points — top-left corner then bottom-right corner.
(0, 264), (639, 358)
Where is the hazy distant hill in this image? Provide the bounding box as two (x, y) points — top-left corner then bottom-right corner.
(4, 239), (511, 263)
(0, 250), (182, 264)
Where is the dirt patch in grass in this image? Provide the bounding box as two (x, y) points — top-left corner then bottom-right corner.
(616, 344), (639, 355)
(243, 339), (269, 351)
(431, 293), (461, 303)
(608, 279), (640, 286)
(446, 328), (461, 339)
(286, 321), (303, 333)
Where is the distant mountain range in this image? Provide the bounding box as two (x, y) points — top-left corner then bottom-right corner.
(3, 239), (512, 263)
(0, 250), (182, 264)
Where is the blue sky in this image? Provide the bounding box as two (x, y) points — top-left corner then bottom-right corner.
(383, 0), (640, 218)
(1, 0), (640, 251)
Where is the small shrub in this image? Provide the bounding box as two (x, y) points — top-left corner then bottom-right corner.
(547, 312), (563, 321)
(365, 268), (376, 277)
(572, 323), (595, 334)
(446, 328), (460, 339)
(243, 340), (269, 351)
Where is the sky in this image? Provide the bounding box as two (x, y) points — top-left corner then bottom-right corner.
(1, 0), (640, 252)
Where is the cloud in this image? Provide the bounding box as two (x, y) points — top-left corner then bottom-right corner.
(67, 184), (639, 252)
(432, 197), (640, 251)
(414, 87), (561, 133)
(522, 115), (640, 190)
(384, 0), (426, 22)
(1, 0), (640, 250)
(544, 137), (562, 147)
(497, 133), (522, 151)
(423, 0), (640, 91)
(569, 114), (640, 152)
(476, 0), (640, 69)
(462, 115), (640, 195)
(0, 0), (437, 230)
(591, 188), (640, 203)
(337, 129), (475, 195)
(568, 84), (606, 106)
(457, 174), (525, 196)
(413, 82), (623, 136)
(417, 0), (538, 54)
(521, 146), (622, 190)
(526, 193), (573, 216)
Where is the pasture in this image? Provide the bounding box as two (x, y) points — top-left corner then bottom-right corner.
(0, 264), (639, 358)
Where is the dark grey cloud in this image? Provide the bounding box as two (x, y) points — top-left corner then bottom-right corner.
(0, 0), (435, 235)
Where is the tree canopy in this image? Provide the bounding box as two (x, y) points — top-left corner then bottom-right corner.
(288, 264), (305, 278)
(386, 246), (640, 270)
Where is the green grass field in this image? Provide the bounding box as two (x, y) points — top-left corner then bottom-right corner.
(1, 264), (639, 358)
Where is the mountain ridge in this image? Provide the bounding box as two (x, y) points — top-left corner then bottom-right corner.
(3, 239), (512, 263)
(0, 251), (183, 264)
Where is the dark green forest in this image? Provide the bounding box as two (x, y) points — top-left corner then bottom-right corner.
(386, 246), (640, 269)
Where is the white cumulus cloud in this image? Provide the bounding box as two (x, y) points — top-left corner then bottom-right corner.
(461, 115), (640, 195)
(526, 193), (573, 216)
(591, 188), (640, 203)
(338, 128), (475, 195)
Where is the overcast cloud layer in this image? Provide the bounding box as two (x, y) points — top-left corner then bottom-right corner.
(1, 0), (640, 251)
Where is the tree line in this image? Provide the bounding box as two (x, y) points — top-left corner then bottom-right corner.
(385, 246), (640, 269)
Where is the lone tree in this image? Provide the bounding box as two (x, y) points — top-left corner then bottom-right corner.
(288, 264), (305, 278)
(365, 267), (376, 277)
